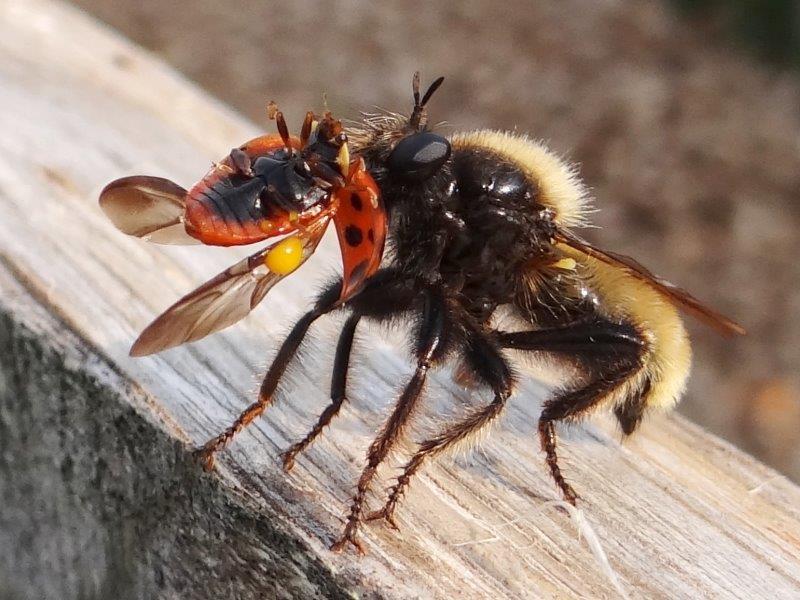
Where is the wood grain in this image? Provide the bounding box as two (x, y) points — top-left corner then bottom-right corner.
(0, 0), (799, 598)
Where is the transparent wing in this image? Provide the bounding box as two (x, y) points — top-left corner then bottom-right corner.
(556, 230), (745, 336)
(99, 175), (199, 244)
(130, 216), (331, 356)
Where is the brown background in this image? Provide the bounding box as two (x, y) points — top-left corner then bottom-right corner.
(72, 0), (800, 480)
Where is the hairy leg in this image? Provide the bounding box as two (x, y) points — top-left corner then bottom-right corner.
(281, 270), (419, 474)
(498, 319), (646, 504)
(195, 280), (343, 470)
(331, 288), (448, 553)
(281, 313), (362, 471)
(368, 321), (515, 527)
(536, 369), (633, 504)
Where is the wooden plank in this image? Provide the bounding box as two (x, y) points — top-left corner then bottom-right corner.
(0, 0), (799, 598)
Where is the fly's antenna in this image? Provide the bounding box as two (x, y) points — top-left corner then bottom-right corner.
(412, 71), (421, 109)
(421, 76), (445, 106)
(409, 72), (445, 131)
(267, 101), (293, 156)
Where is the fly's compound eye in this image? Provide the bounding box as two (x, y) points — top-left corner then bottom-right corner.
(387, 132), (451, 182)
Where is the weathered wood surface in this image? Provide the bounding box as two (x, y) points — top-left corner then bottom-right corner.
(1, 1), (799, 598)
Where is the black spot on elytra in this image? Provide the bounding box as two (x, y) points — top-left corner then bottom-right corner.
(345, 225), (363, 247)
(367, 228), (375, 243)
(350, 193), (363, 211)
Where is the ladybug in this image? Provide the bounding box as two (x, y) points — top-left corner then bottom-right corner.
(100, 108), (385, 356)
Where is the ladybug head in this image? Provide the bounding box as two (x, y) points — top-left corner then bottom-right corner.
(302, 111), (350, 181)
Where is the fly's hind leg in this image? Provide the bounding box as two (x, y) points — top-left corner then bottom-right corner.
(194, 281), (342, 471)
(368, 321), (515, 528)
(499, 319), (647, 505)
(281, 313), (361, 471)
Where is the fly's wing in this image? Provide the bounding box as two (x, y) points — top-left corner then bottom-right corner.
(99, 176), (199, 244)
(332, 169), (386, 301)
(130, 216), (331, 356)
(556, 230), (745, 336)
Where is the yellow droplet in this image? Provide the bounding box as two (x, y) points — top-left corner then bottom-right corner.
(265, 236), (304, 275)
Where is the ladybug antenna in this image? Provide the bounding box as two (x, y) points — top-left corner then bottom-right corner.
(410, 73), (445, 130)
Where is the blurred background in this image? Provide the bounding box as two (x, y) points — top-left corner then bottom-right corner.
(71, 0), (800, 481)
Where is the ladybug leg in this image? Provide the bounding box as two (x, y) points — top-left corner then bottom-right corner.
(331, 288), (448, 554)
(281, 313), (361, 471)
(368, 321), (515, 528)
(299, 110), (314, 148)
(194, 280), (343, 471)
(228, 147), (253, 177)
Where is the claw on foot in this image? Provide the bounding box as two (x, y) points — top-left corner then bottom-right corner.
(365, 507), (399, 530)
(193, 447), (216, 472)
(330, 531), (366, 555)
(280, 448), (298, 473)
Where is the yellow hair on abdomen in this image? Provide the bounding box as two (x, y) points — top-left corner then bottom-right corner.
(451, 129), (689, 412)
(560, 244), (692, 411)
(450, 130), (591, 227)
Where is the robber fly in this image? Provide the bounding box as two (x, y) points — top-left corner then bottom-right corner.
(100, 74), (743, 554)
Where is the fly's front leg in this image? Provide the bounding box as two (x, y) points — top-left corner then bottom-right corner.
(281, 313), (361, 471)
(279, 271), (415, 476)
(331, 288), (448, 554)
(194, 281), (342, 471)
